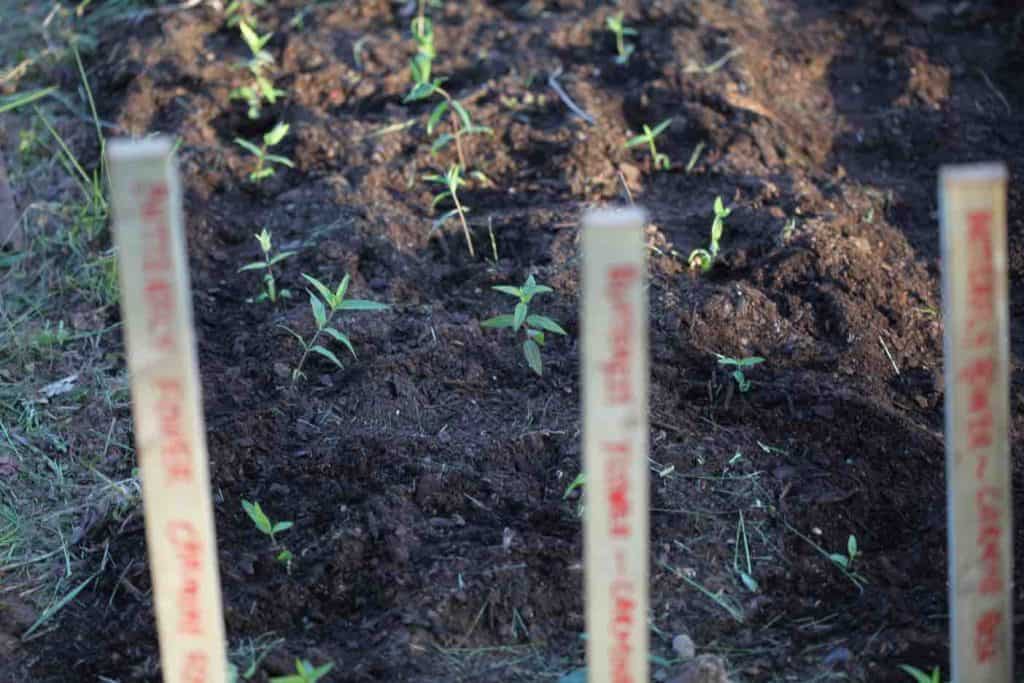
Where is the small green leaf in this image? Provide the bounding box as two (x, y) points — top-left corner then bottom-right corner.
(430, 133), (455, 154)
(526, 314), (567, 335)
(624, 133), (648, 148)
(523, 339), (543, 376)
(302, 274), (334, 304)
(338, 299), (389, 311)
(311, 344), (345, 369)
(250, 167), (275, 181)
(264, 154), (294, 167)
(431, 190), (452, 209)
(404, 80), (435, 102)
(829, 553), (849, 569)
(333, 274), (351, 307)
(451, 99), (472, 128)
(491, 285), (523, 298)
(848, 535), (858, 558)
(431, 208), (460, 233)
(563, 472), (586, 498)
(309, 293), (327, 328)
(481, 314), (515, 329)
(264, 122), (290, 146)
(234, 137), (262, 156)
(740, 571), (760, 593)
(242, 500), (272, 536)
(268, 250), (296, 265)
(322, 327), (357, 358)
(427, 100), (449, 134)
(513, 302), (528, 331)
(238, 262), (266, 272)
(271, 521), (293, 534)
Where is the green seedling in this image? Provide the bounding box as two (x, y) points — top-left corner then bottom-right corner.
(235, 122), (293, 181)
(282, 274), (389, 382)
(715, 354), (764, 393)
(605, 11), (637, 64)
(624, 118), (672, 171)
(829, 534), (861, 571)
(425, 164), (475, 256)
(688, 196), (732, 272)
(242, 499), (294, 571)
(898, 665), (944, 683)
(563, 472), (585, 499)
(225, 0), (266, 27)
(270, 659), (334, 683)
(404, 58), (492, 170)
(230, 21), (285, 119)
(481, 275), (567, 376)
(238, 228), (295, 303)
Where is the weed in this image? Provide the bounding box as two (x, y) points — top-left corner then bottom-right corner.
(605, 11), (637, 64)
(624, 118), (672, 171)
(714, 354), (764, 393)
(688, 196), (731, 273)
(785, 522), (868, 592)
(481, 275), (567, 376)
(241, 499), (293, 571)
(281, 274), (389, 382)
(230, 21), (285, 120)
(270, 659), (334, 683)
(425, 164), (475, 256)
(238, 228), (295, 303)
(404, 57), (492, 170)
(235, 122), (293, 181)
(225, 0), (266, 27)
(898, 665), (944, 683)
(733, 511), (759, 592)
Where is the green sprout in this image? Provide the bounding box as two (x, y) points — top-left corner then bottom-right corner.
(425, 164), (475, 256)
(270, 659), (334, 683)
(282, 274), (389, 382)
(898, 665), (944, 683)
(404, 57), (492, 170)
(829, 534), (861, 571)
(688, 196), (732, 272)
(605, 11), (637, 64)
(410, 15), (435, 84)
(225, 0), (266, 27)
(715, 354), (764, 393)
(241, 499), (293, 570)
(481, 275), (567, 376)
(235, 122), (293, 181)
(238, 228), (295, 303)
(230, 21), (285, 119)
(624, 118), (672, 171)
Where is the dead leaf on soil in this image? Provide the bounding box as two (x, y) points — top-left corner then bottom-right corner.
(39, 374), (78, 399)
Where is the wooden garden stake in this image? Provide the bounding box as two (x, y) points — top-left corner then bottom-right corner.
(939, 163), (1012, 683)
(108, 138), (227, 683)
(581, 207), (649, 683)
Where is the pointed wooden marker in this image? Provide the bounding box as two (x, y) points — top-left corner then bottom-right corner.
(581, 207), (649, 683)
(108, 138), (228, 683)
(939, 162), (1012, 683)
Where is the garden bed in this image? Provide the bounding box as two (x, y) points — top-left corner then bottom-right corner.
(2, 1), (1024, 681)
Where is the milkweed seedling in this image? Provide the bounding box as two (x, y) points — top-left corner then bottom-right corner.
(898, 665), (944, 683)
(241, 499), (294, 570)
(235, 122), (293, 181)
(481, 275), (567, 376)
(404, 57), (492, 170)
(625, 118), (672, 171)
(714, 353), (764, 393)
(606, 11), (637, 64)
(238, 228), (294, 303)
(689, 196), (731, 272)
(425, 164), (475, 256)
(270, 659), (334, 683)
(829, 534), (861, 572)
(231, 21), (285, 119)
(282, 273), (389, 382)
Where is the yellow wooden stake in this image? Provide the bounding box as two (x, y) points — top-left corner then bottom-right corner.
(939, 162), (1012, 683)
(108, 138), (227, 683)
(581, 207), (649, 683)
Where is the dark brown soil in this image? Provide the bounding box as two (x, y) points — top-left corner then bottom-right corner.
(7, 0), (1024, 681)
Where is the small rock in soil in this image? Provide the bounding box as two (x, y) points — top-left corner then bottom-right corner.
(672, 633), (696, 659)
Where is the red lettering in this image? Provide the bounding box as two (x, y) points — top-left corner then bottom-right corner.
(605, 441), (631, 537)
(154, 378), (194, 482)
(182, 650), (208, 683)
(602, 266), (638, 405)
(974, 609), (1001, 663)
(976, 487), (1003, 594)
(168, 521), (204, 637)
(609, 579), (636, 683)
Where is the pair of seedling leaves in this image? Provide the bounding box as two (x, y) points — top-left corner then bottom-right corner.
(481, 275), (567, 376)
(231, 21), (285, 120)
(235, 121), (292, 181)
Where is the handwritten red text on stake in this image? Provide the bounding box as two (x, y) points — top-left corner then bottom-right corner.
(956, 209), (1007, 665)
(600, 263), (641, 683)
(152, 378), (195, 483)
(138, 182), (176, 353)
